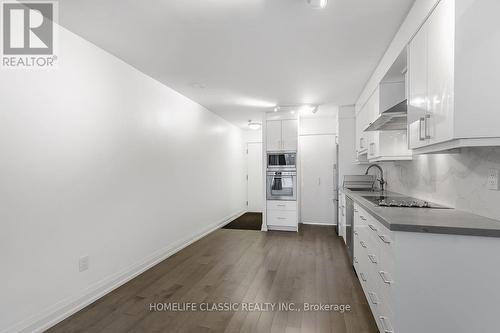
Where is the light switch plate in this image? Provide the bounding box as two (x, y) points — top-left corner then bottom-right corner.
(79, 256), (89, 272)
(487, 169), (499, 190)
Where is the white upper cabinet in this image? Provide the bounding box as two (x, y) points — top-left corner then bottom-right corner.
(266, 120), (282, 151)
(408, 22), (429, 149)
(409, 0), (454, 150)
(407, 0), (500, 153)
(266, 119), (298, 152)
(426, 0), (454, 145)
(281, 119), (298, 151)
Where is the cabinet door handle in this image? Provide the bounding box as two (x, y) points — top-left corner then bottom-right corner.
(368, 254), (377, 264)
(360, 241), (367, 248)
(368, 292), (379, 304)
(277, 204), (286, 207)
(379, 316), (394, 333)
(379, 235), (391, 244)
(418, 117), (425, 141)
(354, 256), (359, 264)
(354, 209), (358, 213)
(368, 224), (377, 231)
(354, 231), (358, 235)
(424, 114), (431, 139)
(379, 271), (393, 284)
(360, 272), (367, 282)
(360, 215), (366, 221)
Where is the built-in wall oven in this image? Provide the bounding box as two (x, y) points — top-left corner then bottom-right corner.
(267, 152), (296, 170)
(266, 170), (297, 201)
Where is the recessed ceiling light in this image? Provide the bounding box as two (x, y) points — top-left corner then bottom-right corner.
(248, 120), (262, 130)
(307, 0), (328, 9)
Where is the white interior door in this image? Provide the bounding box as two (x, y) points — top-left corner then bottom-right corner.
(300, 135), (337, 225)
(247, 142), (263, 212)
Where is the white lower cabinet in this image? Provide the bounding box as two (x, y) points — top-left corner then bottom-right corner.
(354, 204), (396, 332)
(338, 191), (347, 243)
(351, 201), (500, 333)
(267, 200), (298, 231)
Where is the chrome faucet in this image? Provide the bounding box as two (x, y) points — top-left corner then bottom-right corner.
(365, 164), (386, 192)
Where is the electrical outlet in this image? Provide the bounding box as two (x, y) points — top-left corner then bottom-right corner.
(79, 256), (89, 272)
(487, 169), (499, 190)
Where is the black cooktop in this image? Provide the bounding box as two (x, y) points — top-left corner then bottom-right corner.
(362, 195), (450, 209)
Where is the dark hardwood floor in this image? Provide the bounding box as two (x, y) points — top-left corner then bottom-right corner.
(223, 213), (263, 230)
(47, 225), (377, 333)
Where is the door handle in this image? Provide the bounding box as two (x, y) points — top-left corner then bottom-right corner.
(368, 254), (377, 264)
(378, 235), (391, 244)
(418, 117), (425, 141)
(368, 224), (377, 231)
(424, 114), (431, 139)
(368, 292), (379, 304)
(379, 316), (394, 333)
(379, 271), (393, 284)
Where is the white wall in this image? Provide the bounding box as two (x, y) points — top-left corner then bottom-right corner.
(382, 147), (500, 221)
(243, 129), (263, 143)
(356, 0), (439, 111)
(0, 27), (246, 333)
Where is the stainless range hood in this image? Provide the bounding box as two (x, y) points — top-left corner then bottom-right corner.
(364, 99), (407, 131)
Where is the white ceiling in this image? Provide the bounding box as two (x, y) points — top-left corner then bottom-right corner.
(59, 0), (415, 129)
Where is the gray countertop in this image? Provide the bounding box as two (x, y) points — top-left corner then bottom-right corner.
(343, 189), (500, 237)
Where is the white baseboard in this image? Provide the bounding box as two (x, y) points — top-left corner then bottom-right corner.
(300, 221), (337, 226)
(267, 225), (298, 232)
(4, 210), (245, 333)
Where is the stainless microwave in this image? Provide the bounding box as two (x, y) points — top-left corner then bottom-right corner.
(267, 152), (296, 170)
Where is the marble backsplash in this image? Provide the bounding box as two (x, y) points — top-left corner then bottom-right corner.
(380, 147), (500, 221)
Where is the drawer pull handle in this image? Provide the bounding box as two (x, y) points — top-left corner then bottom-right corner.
(379, 271), (393, 284)
(360, 216), (366, 221)
(368, 292), (379, 304)
(277, 217), (286, 220)
(277, 204), (286, 207)
(379, 316), (394, 333)
(368, 224), (377, 231)
(360, 241), (367, 248)
(354, 209), (358, 212)
(379, 235), (391, 244)
(360, 272), (367, 282)
(368, 254), (377, 264)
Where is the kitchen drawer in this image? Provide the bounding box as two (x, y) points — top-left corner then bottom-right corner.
(357, 208), (370, 225)
(267, 200), (297, 211)
(267, 210), (297, 227)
